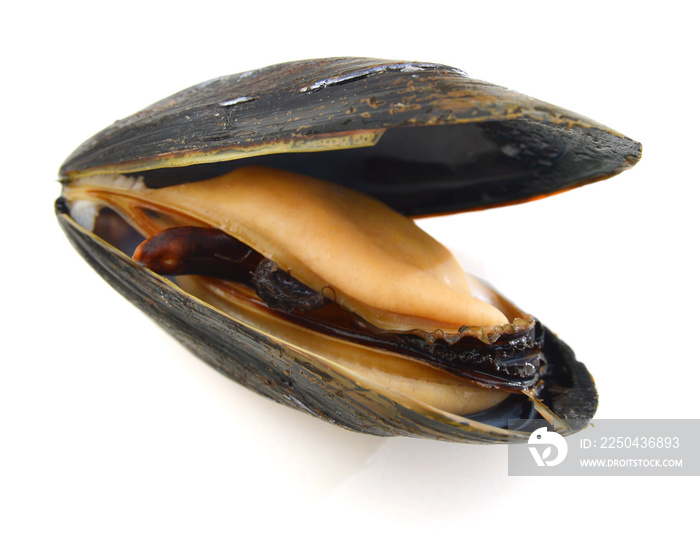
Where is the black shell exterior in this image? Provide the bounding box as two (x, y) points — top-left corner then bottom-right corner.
(56, 58), (638, 442)
(56, 203), (597, 442)
(60, 57), (641, 216)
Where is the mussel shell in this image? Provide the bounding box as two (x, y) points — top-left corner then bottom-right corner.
(56, 200), (597, 442)
(56, 58), (635, 442)
(59, 57), (641, 216)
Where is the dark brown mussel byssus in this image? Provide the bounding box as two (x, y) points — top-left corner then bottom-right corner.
(56, 58), (641, 443)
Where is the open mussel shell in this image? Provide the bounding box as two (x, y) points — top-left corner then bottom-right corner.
(56, 58), (640, 443)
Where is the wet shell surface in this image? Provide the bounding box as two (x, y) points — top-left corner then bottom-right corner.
(56, 58), (641, 443)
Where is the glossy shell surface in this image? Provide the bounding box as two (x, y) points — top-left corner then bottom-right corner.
(56, 58), (641, 442)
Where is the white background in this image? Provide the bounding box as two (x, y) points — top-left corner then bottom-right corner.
(2, 1), (697, 532)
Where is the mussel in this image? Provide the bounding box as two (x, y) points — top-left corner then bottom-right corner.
(56, 58), (641, 443)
